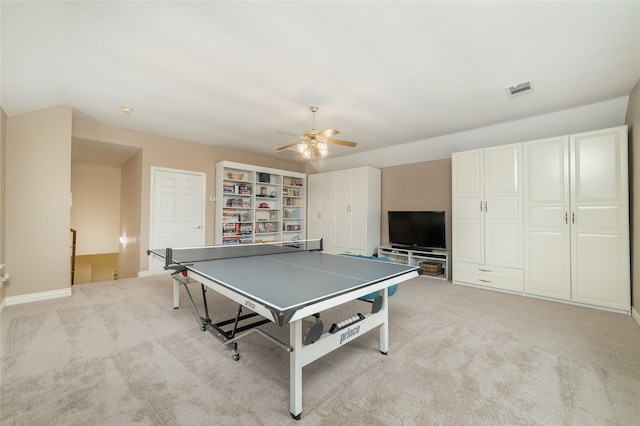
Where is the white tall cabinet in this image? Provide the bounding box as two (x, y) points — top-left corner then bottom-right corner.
(307, 172), (335, 253)
(452, 126), (630, 314)
(452, 143), (524, 292)
(524, 126), (630, 312)
(308, 167), (381, 256)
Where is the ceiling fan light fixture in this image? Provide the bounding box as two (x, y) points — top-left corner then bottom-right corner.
(317, 142), (328, 157)
(275, 106), (357, 159)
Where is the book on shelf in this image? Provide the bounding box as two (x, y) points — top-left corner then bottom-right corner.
(284, 198), (301, 206)
(226, 198), (251, 208)
(223, 183), (236, 194)
(283, 209), (300, 219)
(283, 177), (303, 186)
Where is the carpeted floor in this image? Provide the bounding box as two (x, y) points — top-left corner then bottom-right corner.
(1, 274), (639, 425)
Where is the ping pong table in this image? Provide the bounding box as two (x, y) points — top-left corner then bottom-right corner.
(148, 239), (419, 419)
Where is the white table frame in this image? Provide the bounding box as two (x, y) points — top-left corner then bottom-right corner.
(171, 267), (418, 419)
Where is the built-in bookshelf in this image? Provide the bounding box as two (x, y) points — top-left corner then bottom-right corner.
(215, 161), (306, 245)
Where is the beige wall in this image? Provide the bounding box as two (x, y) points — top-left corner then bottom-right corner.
(118, 150), (143, 279)
(5, 106), (72, 297)
(380, 158), (452, 250)
(72, 118), (306, 275)
(75, 253), (118, 284)
(71, 162), (121, 255)
(1, 108), (6, 305)
(628, 79), (640, 313)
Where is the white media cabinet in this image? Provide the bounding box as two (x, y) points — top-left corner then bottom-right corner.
(377, 246), (449, 281)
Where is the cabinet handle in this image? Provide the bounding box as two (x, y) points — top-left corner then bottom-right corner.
(484, 201), (487, 212)
(480, 201), (483, 212)
(572, 212), (575, 224)
(194, 225), (202, 229)
(479, 279), (492, 283)
(565, 212), (568, 224)
(479, 268), (491, 272)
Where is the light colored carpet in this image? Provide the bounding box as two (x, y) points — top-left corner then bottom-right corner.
(1, 274), (639, 425)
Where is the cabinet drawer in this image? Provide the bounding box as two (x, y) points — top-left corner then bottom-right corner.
(454, 262), (523, 280)
(453, 271), (524, 293)
(453, 262), (523, 292)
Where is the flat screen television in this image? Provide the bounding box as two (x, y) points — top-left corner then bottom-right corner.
(388, 211), (446, 251)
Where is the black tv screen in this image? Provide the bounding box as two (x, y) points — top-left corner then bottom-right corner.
(388, 211), (446, 251)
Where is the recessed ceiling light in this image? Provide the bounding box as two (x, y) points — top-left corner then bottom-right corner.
(121, 106), (134, 113)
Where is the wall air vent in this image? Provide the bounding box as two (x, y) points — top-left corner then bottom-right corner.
(506, 80), (533, 97)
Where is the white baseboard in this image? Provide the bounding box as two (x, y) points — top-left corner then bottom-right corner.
(138, 269), (170, 277)
(632, 307), (640, 328)
(5, 288), (72, 306)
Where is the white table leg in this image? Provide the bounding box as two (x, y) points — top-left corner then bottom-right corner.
(379, 287), (389, 354)
(173, 278), (180, 309)
(290, 318), (303, 419)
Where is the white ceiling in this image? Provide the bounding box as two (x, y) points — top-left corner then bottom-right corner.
(2, 1), (639, 167)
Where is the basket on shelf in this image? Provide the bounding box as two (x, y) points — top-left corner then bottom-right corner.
(227, 172), (244, 180)
(419, 261), (442, 276)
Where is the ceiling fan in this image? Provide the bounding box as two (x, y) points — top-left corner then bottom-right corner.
(276, 106), (357, 159)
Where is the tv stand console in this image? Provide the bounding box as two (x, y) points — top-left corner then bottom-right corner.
(378, 246), (449, 281)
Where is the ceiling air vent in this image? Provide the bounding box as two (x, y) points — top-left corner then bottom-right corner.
(506, 80), (533, 97)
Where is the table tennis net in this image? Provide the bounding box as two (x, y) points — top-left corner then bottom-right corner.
(165, 239), (323, 268)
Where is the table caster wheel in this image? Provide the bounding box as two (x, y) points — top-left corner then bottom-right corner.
(232, 353), (240, 361)
(291, 413), (301, 420)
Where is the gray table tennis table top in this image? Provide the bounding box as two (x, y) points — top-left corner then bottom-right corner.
(151, 245), (418, 319)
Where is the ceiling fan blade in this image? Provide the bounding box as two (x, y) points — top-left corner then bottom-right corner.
(318, 128), (340, 138)
(276, 131), (303, 137)
(313, 145), (321, 157)
(326, 139), (357, 147)
(277, 142), (301, 151)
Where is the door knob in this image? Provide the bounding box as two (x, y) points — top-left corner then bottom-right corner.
(195, 225), (202, 229)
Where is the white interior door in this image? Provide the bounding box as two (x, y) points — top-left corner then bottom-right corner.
(150, 167), (206, 274)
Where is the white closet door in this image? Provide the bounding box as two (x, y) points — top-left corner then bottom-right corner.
(320, 172), (336, 253)
(483, 144), (523, 268)
(452, 149), (484, 264)
(570, 127), (629, 310)
(524, 136), (571, 299)
(307, 175), (322, 241)
(307, 173), (336, 252)
(348, 168), (367, 252)
(333, 169), (350, 252)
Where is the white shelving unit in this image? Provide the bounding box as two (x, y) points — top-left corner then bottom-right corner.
(215, 161), (306, 245)
(377, 246), (450, 281)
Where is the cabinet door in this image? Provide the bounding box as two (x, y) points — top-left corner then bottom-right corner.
(484, 143), (523, 268)
(320, 172), (336, 253)
(333, 169), (351, 252)
(524, 136), (571, 299)
(348, 168), (367, 252)
(452, 149), (484, 264)
(308, 173), (336, 252)
(570, 127), (629, 310)
(307, 174), (322, 240)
